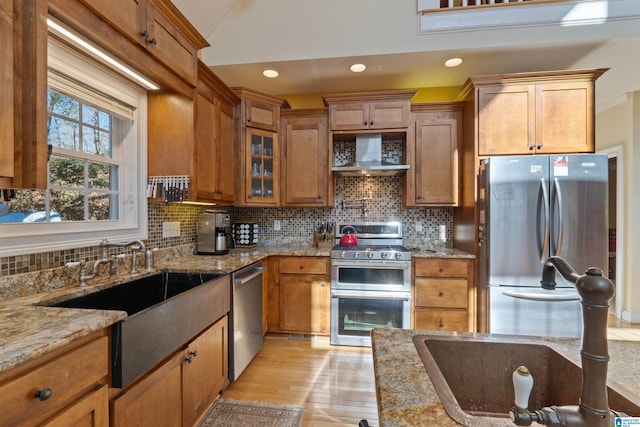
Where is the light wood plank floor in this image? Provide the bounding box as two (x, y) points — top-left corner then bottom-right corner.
(222, 320), (640, 427)
(221, 335), (378, 427)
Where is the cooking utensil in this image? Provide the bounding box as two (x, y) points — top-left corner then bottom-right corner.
(339, 226), (358, 247)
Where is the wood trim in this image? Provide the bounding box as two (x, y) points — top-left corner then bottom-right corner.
(197, 60), (240, 105)
(231, 87), (289, 109)
(322, 90), (417, 105)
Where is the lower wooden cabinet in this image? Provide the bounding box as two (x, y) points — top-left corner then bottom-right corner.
(413, 258), (475, 332)
(111, 315), (229, 427)
(277, 257), (330, 334)
(0, 332), (109, 427)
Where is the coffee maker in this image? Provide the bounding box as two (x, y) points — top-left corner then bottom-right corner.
(197, 211), (234, 255)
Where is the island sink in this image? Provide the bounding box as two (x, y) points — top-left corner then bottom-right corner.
(49, 272), (230, 388)
(412, 335), (640, 426)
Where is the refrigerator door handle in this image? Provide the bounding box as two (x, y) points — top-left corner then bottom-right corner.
(538, 178), (550, 263)
(552, 177), (564, 256)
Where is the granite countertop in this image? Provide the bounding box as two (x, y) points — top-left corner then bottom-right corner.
(0, 243), (474, 376)
(371, 328), (640, 426)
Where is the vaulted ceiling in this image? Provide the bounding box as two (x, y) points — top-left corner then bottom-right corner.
(172, 0), (640, 108)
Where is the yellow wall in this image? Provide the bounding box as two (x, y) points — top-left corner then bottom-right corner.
(280, 86), (461, 109)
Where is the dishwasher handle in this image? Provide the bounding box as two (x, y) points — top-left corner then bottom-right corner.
(233, 266), (265, 286)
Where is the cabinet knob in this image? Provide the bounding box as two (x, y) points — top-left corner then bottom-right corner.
(364, 121), (368, 126)
(439, 320), (445, 328)
(149, 38), (157, 46)
(35, 388), (52, 401)
(248, 117), (252, 122)
(537, 143), (543, 150)
(189, 350), (198, 357)
(140, 30), (149, 39)
(439, 266), (445, 272)
(439, 291), (445, 297)
(185, 355), (194, 364)
(529, 144), (535, 150)
(321, 282), (326, 287)
(299, 264), (304, 270)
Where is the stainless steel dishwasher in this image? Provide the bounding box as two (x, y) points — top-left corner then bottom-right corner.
(230, 261), (264, 381)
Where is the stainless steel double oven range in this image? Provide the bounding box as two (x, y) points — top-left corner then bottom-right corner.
(330, 222), (411, 347)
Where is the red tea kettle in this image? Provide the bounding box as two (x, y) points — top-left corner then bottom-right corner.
(339, 226), (358, 247)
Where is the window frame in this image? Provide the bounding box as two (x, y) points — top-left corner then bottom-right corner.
(0, 36), (148, 257)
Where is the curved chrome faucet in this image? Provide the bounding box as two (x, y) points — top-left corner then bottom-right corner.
(509, 256), (621, 427)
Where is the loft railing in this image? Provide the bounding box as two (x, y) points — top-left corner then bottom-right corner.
(421, 0), (570, 12)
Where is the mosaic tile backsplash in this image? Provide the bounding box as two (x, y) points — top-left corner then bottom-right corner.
(0, 175), (452, 277)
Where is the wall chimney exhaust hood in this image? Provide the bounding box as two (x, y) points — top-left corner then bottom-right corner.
(331, 134), (409, 177)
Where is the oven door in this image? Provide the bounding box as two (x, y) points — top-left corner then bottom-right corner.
(330, 260), (411, 293)
(330, 289), (411, 347)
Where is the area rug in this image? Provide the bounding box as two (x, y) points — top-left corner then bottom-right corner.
(198, 398), (304, 427)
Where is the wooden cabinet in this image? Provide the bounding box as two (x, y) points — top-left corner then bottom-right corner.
(323, 91), (416, 132)
(1, 0), (48, 189)
(234, 88), (287, 206)
(413, 258), (475, 332)
(77, 0), (206, 85)
(460, 69), (607, 156)
(278, 257), (330, 334)
(405, 103), (462, 206)
(0, 332), (109, 427)
(183, 315), (229, 427)
(111, 315), (229, 427)
(195, 61), (240, 204)
(280, 109), (332, 207)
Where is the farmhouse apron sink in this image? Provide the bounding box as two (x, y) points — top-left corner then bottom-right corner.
(51, 272), (229, 388)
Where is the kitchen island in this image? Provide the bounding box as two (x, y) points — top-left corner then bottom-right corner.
(371, 328), (640, 426)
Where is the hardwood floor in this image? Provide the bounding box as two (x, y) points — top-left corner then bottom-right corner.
(221, 320), (640, 427)
(221, 335), (378, 426)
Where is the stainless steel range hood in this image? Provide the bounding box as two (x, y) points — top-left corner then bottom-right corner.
(332, 134), (409, 176)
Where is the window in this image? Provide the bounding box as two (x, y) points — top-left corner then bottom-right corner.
(0, 30), (148, 256)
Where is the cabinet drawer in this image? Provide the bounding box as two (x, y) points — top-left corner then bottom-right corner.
(414, 258), (469, 278)
(0, 336), (108, 426)
(279, 257), (328, 275)
(415, 278), (467, 308)
(414, 309), (468, 332)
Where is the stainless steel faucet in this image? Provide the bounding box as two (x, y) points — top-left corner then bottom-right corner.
(66, 257), (116, 287)
(509, 256), (622, 427)
(99, 239), (150, 273)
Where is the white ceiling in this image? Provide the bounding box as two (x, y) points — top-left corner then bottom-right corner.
(172, 0), (640, 108)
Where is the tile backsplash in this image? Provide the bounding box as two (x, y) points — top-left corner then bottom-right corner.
(0, 175), (452, 277)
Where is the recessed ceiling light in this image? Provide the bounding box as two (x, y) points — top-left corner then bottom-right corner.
(444, 57), (463, 68)
(350, 63), (367, 73)
(263, 69), (279, 78)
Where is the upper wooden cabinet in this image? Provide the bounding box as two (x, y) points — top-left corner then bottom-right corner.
(323, 91), (416, 132)
(234, 88), (287, 206)
(280, 109), (332, 207)
(76, 0), (206, 86)
(195, 61), (240, 204)
(1, 0), (48, 189)
(405, 103), (463, 207)
(459, 69), (608, 156)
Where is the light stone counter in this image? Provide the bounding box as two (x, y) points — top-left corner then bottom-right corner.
(371, 328), (640, 426)
(0, 243), (473, 376)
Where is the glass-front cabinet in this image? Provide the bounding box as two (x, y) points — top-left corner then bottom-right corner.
(244, 129), (278, 205)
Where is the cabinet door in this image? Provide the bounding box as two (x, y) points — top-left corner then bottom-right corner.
(183, 316), (228, 427)
(415, 119), (458, 205)
(78, 0), (146, 46)
(111, 352), (183, 427)
(245, 98), (279, 131)
(414, 309), (468, 332)
(145, 3), (197, 85)
(244, 129), (279, 205)
(535, 81), (594, 153)
(215, 99), (236, 202)
(477, 85), (535, 156)
(329, 103), (369, 131)
(0, 0), (14, 184)
(282, 116), (328, 206)
(279, 274), (330, 334)
(369, 101), (410, 130)
(42, 384), (108, 427)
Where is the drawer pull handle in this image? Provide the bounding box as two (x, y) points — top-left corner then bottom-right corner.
(439, 291), (445, 297)
(439, 321), (445, 328)
(439, 267), (445, 272)
(299, 265), (304, 270)
(35, 388), (52, 401)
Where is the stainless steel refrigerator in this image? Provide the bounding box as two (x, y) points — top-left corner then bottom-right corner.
(480, 154), (608, 337)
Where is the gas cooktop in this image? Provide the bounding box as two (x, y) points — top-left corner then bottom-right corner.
(330, 244), (411, 261)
